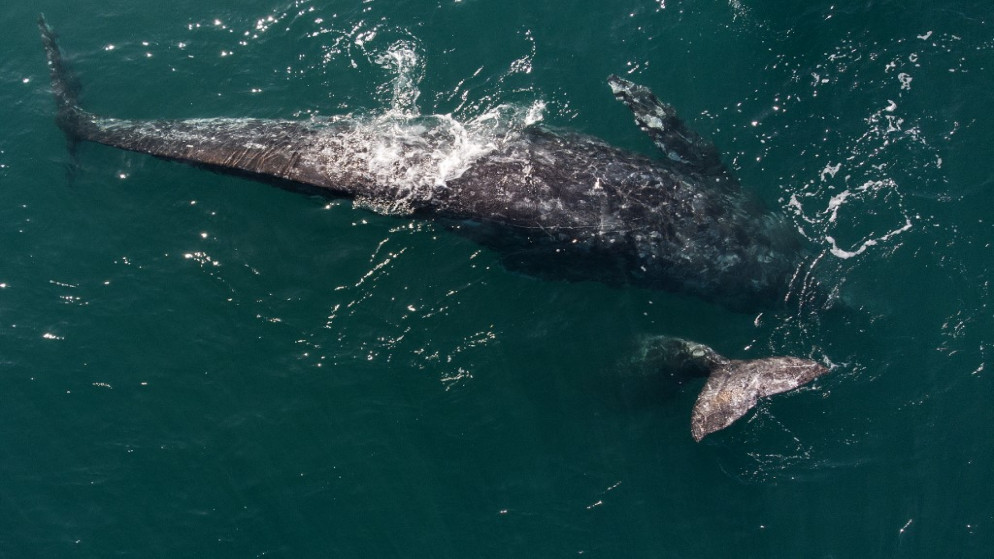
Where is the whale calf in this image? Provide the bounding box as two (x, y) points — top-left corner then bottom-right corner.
(39, 16), (827, 441)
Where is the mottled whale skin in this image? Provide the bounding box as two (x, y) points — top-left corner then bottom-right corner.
(39, 16), (828, 441)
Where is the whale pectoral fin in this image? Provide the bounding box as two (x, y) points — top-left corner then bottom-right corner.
(690, 356), (829, 442)
(606, 75), (723, 174)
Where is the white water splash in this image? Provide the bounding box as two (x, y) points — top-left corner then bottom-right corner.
(786, 57), (932, 266)
(791, 178), (914, 261)
(302, 37), (546, 215)
(375, 41), (423, 117)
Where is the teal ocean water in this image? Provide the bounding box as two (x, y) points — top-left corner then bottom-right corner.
(2, 1), (992, 556)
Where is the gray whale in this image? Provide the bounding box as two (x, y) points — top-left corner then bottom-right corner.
(39, 16), (827, 441)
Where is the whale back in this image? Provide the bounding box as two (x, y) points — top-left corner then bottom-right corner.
(438, 128), (802, 308)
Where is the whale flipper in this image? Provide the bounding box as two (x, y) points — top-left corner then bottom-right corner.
(639, 337), (828, 441)
(607, 75), (723, 175)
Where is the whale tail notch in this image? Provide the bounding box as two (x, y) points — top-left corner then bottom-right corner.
(638, 336), (829, 441)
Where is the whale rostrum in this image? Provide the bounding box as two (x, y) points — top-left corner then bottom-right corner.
(39, 16), (829, 441)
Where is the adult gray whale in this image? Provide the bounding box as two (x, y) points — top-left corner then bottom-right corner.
(39, 16), (827, 441)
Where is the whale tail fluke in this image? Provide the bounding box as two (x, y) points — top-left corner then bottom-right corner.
(638, 336), (829, 441)
(690, 354), (829, 442)
(39, 14), (91, 141)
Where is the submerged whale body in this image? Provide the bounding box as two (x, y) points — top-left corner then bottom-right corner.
(39, 16), (828, 441)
